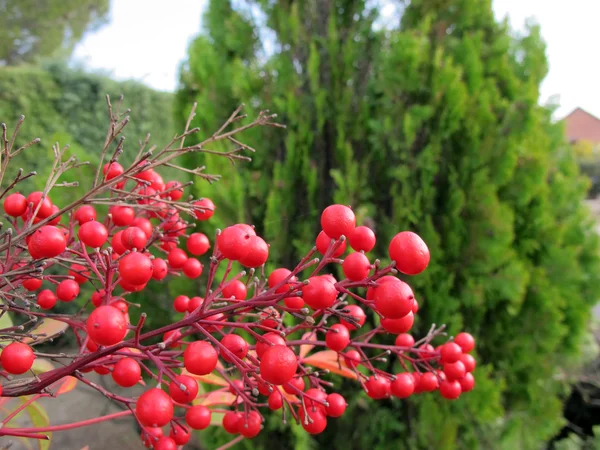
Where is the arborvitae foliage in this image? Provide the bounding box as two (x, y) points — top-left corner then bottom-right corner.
(176, 0), (600, 448)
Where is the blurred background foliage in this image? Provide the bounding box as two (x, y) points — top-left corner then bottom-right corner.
(1, 0), (600, 449)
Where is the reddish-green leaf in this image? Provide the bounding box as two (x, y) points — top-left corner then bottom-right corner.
(302, 350), (358, 379)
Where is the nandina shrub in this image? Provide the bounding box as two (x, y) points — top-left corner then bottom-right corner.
(0, 100), (477, 449)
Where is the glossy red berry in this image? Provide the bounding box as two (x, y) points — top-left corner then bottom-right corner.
(119, 252), (153, 285)
(91, 289), (106, 307)
(283, 377), (305, 395)
(86, 305), (128, 346)
(22, 276), (42, 291)
(1, 342), (35, 374)
(365, 376), (391, 399)
(169, 426), (191, 445)
(348, 226), (376, 252)
(255, 333), (286, 358)
(164, 180), (184, 200)
(343, 350), (361, 369)
(167, 248), (188, 269)
(444, 361), (466, 381)
(267, 390), (283, 410)
(194, 198), (216, 220)
(440, 342), (463, 364)
(394, 333), (415, 348)
(121, 226), (147, 250)
(182, 258), (203, 278)
(131, 217), (153, 238)
(220, 334), (249, 363)
(103, 162), (124, 180)
(260, 345), (297, 385)
(339, 304), (366, 331)
(28, 225), (66, 258)
(217, 225), (251, 260)
(439, 380), (462, 400)
(460, 353), (476, 373)
(302, 277), (337, 310)
(4, 193), (27, 217)
(325, 324), (350, 352)
(321, 204), (356, 239)
(37, 289), (57, 309)
(111, 230), (127, 255)
(315, 230), (346, 257)
(74, 205), (96, 225)
(185, 405), (211, 430)
(222, 411), (242, 434)
(187, 233), (210, 255)
(418, 372), (439, 392)
(239, 411), (262, 438)
(454, 332), (475, 353)
(141, 427), (163, 448)
(459, 372), (475, 392)
(27, 192), (53, 218)
(187, 296), (204, 312)
(148, 258), (167, 281)
(342, 252), (371, 281)
(381, 312), (414, 334)
(389, 231), (430, 275)
(78, 221), (108, 248)
(299, 407), (327, 434)
(56, 279), (80, 302)
(284, 296), (304, 310)
(136, 388), (174, 427)
(173, 295), (190, 313)
(373, 279), (414, 319)
(169, 375), (199, 403)
(325, 393), (347, 417)
(239, 235), (269, 268)
(68, 263), (89, 284)
(184, 341), (218, 375)
(222, 279), (247, 300)
(110, 205), (135, 226)
(112, 358), (141, 387)
(391, 373), (415, 398)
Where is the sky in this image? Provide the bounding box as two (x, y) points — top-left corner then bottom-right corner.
(72, 0), (600, 119)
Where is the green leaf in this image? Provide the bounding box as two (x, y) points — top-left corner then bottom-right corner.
(20, 398), (51, 450)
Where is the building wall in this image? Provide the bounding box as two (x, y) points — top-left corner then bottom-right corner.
(565, 108), (600, 143)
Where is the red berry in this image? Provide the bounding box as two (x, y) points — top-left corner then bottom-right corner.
(103, 162), (124, 180)
(440, 342), (463, 364)
(28, 225), (66, 258)
(91, 289), (106, 307)
(187, 233), (210, 255)
(366, 275), (398, 300)
(439, 380), (462, 400)
(325, 324), (350, 352)
(121, 226), (147, 250)
(217, 225), (251, 260)
(184, 341), (218, 375)
(342, 252), (371, 281)
(268, 390), (283, 410)
(187, 296), (204, 312)
(185, 405), (211, 430)
(260, 345), (297, 385)
(418, 372), (439, 392)
(454, 332), (475, 353)
(153, 434), (177, 449)
(239, 411), (262, 439)
(27, 192), (53, 218)
(394, 333), (415, 348)
(136, 388), (174, 427)
(321, 205), (356, 239)
(460, 353), (476, 373)
(220, 334), (249, 363)
(74, 205), (96, 225)
(316, 230), (347, 257)
(169, 375), (199, 403)
(4, 193), (27, 217)
(326, 393), (347, 417)
(1, 342), (35, 374)
(239, 236), (269, 268)
(149, 172), (165, 192)
(119, 252), (153, 285)
(164, 181), (184, 200)
(365, 376), (391, 399)
(443, 361), (466, 381)
(339, 305), (366, 331)
(110, 206), (135, 226)
(194, 198), (216, 220)
(141, 427), (163, 448)
(412, 298), (419, 314)
(78, 221), (108, 248)
(111, 230), (127, 254)
(111, 298), (128, 314)
(284, 296), (304, 310)
(391, 373), (415, 398)
(86, 305), (128, 346)
(343, 350), (361, 369)
(22, 276), (42, 291)
(222, 279), (247, 300)
(56, 279), (80, 302)
(389, 231), (430, 275)
(68, 263), (89, 284)
(167, 248), (188, 269)
(256, 333), (286, 358)
(37, 289), (57, 309)
(169, 426), (191, 445)
(283, 376), (305, 394)
(459, 372), (475, 392)
(131, 217), (153, 237)
(299, 407), (327, 434)
(222, 411), (242, 434)
(373, 279), (414, 319)
(381, 312), (414, 334)
(302, 277), (338, 310)
(173, 295), (190, 313)
(182, 258), (203, 278)
(112, 358), (141, 387)
(151, 258), (168, 280)
(268, 268), (296, 293)
(348, 226), (376, 252)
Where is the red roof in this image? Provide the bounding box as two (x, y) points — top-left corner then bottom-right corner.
(563, 108), (600, 143)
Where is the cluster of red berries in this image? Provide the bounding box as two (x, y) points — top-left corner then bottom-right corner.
(0, 162), (477, 449)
